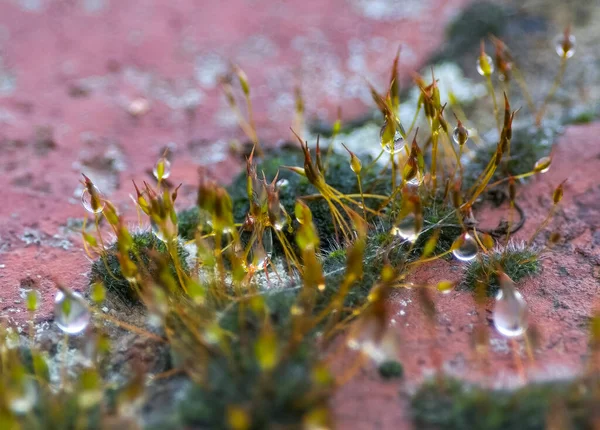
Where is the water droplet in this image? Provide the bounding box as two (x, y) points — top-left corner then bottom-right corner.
(380, 121), (404, 154)
(533, 156), (551, 174)
(54, 291), (91, 335)
(476, 54), (494, 76)
(81, 186), (105, 214)
(391, 215), (420, 243)
(247, 229), (273, 272)
(276, 178), (289, 189)
(493, 288), (528, 337)
(8, 377), (37, 414)
(151, 219), (178, 242)
(452, 125), (469, 146)
(554, 33), (576, 58)
(273, 204), (288, 231)
(452, 232), (478, 261)
(153, 157), (172, 180)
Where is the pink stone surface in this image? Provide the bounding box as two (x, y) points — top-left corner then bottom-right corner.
(0, 0), (469, 324)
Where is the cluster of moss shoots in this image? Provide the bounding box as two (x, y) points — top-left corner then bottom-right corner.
(2, 28), (595, 429)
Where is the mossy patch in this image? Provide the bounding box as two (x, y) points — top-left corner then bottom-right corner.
(378, 360), (404, 379)
(461, 243), (540, 295)
(179, 145), (391, 254)
(89, 231), (190, 305)
(411, 376), (597, 430)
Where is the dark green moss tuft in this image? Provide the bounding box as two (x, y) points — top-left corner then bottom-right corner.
(177, 206), (201, 241)
(461, 243), (540, 295)
(411, 376), (597, 430)
(378, 360), (404, 380)
(89, 231), (190, 305)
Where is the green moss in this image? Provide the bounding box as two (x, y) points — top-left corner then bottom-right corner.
(179, 145), (391, 254)
(432, 2), (508, 64)
(461, 243), (540, 295)
(177, 336), (331, 429)
(177, 206), (201, 241)
(378, 360), (404, 379)
(411, 376), (597, 430)
(89, 231), (190, 304)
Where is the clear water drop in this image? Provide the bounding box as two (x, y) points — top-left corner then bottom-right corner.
(452, 125), (469, 146)
(81, 186), (105, 214)
(247, 229), (273, 272)
(534, 156), (551, 174)
(54, 291), (91, 334)
(151, 219), (178, 242)
(153, 157), (172, 180)
(391, 215), (420, 243)
(452, 232), (478, 261)
(493, 288), (528, 337)
(276, 178), (289, 189)
(8, 377), (37, 414)
(554, 33), (576, 58)
(476, 54), (494, 76)
(380, 121), (404, 155)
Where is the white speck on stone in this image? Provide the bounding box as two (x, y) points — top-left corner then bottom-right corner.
(348, 0), (431, 20)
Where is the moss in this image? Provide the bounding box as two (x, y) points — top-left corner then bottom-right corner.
(179, 145), (391, 254)
(378, 360), (404, 379)
(461, 243), (540, 295)
(177, 339), (330, 429)
(177, 206), (201, 241)
(89, 231), (190, 305)
(411, 376), (597, 430)
(432, 2), (508, 64)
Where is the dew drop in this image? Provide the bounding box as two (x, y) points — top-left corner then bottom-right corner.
(151, 219), (178, 242)
(54, 291), (91, 335)
(391, 215), (420, 243)
(493, 288), (528, 337)
(554, 33), (576, 58)
(533, 156), (551, 174)
(380, 121), (404, 154)
(452, 232), (478, 261)
(476, 54), (494, 76)
(8, 377), (37, 414)
(452, 125), (469, 146)
(81, 186), (105, 214)
(247, 229), (273, 272)
(153, 157), (172, 180)
(276, 178), (289, 189)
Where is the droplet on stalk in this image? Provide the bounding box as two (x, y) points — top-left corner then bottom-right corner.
(554, 32), (576, 58)
(391, 214), (420, 243)
(81, 185), (106, 214)
(452, 124), (469, 146)
(151, 218), (178, 242)
(533, 156), (552, 174)
(493, 287), (528, 337)
(54, 291), (91, 335)
(153, 157), (172, 180)
(380, 120), (404, 154)
(476, 54), (494, 76)
(452, 232), (478, 261)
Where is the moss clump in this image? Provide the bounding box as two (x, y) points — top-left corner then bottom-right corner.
(89, 231), (190, 304)
(378, 360), (404, 380)
(177, 206), (201, 241)
(433, 1), (508, 64)
(461, 243), (540, 295)
(177, 343), (330, 429)
(411, 377), (596, 430)
(179, 145), (391, 252)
